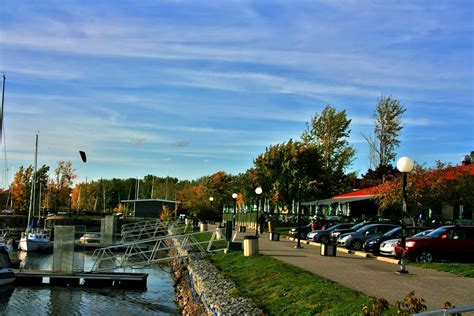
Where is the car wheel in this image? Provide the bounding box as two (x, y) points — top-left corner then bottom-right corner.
(351, 240), (363, 250)
(319, 236), (329, 244)
(416, 251), (433, 263)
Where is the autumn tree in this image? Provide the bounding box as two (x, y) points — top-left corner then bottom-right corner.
(253, 140), (323, 208)
(365, 95), (406, 171)
(376, 163), (474, 224)
(52, 161), (76, 210)
(301, 105), (356, 196)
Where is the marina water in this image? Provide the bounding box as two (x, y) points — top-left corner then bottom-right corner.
(0, 251), (180, 315)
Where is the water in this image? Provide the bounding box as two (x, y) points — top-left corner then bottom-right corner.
(0, 252), (180, 315)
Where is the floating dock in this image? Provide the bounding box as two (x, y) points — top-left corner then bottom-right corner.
(13, 270), (148, 289)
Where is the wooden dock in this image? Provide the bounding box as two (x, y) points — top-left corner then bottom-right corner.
(13, 270), (148, 289)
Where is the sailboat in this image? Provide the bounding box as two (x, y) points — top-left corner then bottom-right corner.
(18, 134), (52, 252)
(0, 244), (15, 285)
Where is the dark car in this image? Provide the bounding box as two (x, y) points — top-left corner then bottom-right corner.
(330, 221), (375, 240)
(395, 225), (474, 262)
(363, 226), (431, 255)
(337, 224), (399, 250)
(306, 223), (355, 243)
(289, 223), (313, 239)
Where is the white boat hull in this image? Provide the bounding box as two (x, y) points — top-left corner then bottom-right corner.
(19, 232), (52, 252)
(0, 268), (15, 286)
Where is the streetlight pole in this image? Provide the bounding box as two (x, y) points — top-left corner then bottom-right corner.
(255, 187), (262, 236)
(232, 193), (238, 229)
(296, 182), (303, 249)
(69, 193), (72, 217)
(396, 156), (414, 274)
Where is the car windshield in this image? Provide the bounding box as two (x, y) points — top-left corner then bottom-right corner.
(350, 222), (366, 230)
(355, 225), (373, 233)
(425, 227), (448, 238)
(327, 224), (346, 231)
(413, 229), (433, 237)
(383, 227), (401, 237)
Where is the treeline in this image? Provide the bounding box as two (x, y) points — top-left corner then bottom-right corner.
(9, 95), (456, 221)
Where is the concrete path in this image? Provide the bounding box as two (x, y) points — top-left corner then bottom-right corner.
(232, 229), (474, 311)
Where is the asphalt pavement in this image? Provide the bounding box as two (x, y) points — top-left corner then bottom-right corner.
(232, 229), (474, 311)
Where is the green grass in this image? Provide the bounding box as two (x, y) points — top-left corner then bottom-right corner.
(188, 231), (228, 251)
(409, 262), (474, 277)
(209, 252), (397, 315)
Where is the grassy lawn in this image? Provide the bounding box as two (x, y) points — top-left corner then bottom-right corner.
(409, 262), (474, 278)
(209, 251), (397, 315)
(188, 231), (228, 251)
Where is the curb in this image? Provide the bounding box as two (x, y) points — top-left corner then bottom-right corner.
(376, 256), (399, 265)
(286, 237), (399, 264)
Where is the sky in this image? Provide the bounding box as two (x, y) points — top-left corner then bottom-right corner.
(0, 0), (473, 186)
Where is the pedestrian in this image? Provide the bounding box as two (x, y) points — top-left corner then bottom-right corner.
(258, 214), (265, 234)
(311, 216), (318, 231)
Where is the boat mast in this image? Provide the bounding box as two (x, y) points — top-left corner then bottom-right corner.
(27, 134), (39, 231)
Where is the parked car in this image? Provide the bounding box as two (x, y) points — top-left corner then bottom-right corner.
(289, 223), (313, 239)
(330, 221), (375, 240)
(363, 226), (431, 255)
(394, 225), (474, 262)
(337, 224), (399, 250)
(306, 223), (355, 243)
(79, 233), (101, 244)
(379, 229), (433, 257)
(290, 219), (342, 239)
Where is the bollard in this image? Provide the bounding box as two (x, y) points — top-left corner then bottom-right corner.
(243, 235), (259, 256)
(268, 221), (274, 233)
(269, 232), (280, 241)
(200, 222), (208, 232)
(320, 240), (337, 256)
(215, 227), (223, 240)
(239, 226), (247, 233)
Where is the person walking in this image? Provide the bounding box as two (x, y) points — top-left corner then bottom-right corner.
(258, 214), (266, 234)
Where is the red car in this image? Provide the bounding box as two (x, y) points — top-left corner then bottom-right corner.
(395, 225), (474, 262)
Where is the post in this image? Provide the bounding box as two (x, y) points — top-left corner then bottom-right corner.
(255, 187), (262, 236)
(255, 197), (259, 236)
(396, 156), (413, 274)
(296, 182), (302, 248)
(232, 193), (238, 229)
(398, 172), (408, 273)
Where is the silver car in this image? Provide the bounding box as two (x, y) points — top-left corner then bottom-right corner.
(379, 229), (434, 256)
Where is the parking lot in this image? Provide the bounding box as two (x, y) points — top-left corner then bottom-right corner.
(234, 229), (474, 311)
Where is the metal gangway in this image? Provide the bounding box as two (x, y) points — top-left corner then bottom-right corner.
(90, 221), (227, 272)
(120, 218), (171, 243)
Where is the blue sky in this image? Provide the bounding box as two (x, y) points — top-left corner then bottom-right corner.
(0, 0), (472, 186)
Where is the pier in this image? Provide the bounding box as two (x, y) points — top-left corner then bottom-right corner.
(13, 270), (148, 289)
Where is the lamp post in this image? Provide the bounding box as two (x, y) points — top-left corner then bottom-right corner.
(255, 187), (262, 236)
(296, 182), (303, 249)
(232, 193), (238, 229)
(396, 156), (414, 274)
(209, 196), (214, 212)
(69, 193), (72, 217)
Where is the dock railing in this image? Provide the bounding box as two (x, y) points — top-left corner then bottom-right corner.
(91, 223), (227, 272)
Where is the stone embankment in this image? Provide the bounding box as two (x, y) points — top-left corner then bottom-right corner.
(169, 228), (262, 315)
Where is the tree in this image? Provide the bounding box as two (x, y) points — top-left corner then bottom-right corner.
(301, 105), (356, 195)
(253, 140), (323, 208)
(52, 161), (76, 210)
(365, 95), (406, 170)
(376, 163), (474, 224)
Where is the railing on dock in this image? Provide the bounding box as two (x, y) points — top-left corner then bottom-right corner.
(91, 223), (227, 272)
(120, 219), (170, 243)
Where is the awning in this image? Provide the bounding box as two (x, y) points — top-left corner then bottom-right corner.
(302, 195), (373, 206)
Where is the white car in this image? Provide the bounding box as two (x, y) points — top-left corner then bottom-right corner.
(79, 233), (101, 244)
(379, 229), (433, 256)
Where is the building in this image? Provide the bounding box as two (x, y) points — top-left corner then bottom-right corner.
(303, 164), (474, 223)
(121, 199), (180, 219)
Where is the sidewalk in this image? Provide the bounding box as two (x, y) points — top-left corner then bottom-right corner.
(232, 229), (474, 311)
